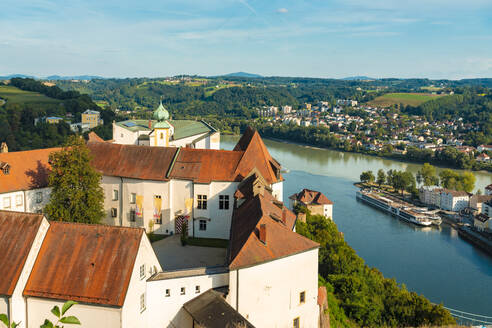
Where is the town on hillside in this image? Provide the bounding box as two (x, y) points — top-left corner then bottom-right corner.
(257, 99), (492, 168)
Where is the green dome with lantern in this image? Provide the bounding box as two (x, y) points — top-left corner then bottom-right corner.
(153, 100), (170, 128)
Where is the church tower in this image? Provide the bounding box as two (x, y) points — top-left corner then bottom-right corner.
(151, 101), (171, 147)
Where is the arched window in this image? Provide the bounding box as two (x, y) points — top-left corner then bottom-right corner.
(160, 133), (164, 139)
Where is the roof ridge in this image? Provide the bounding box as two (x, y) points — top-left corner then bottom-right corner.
(50, 220), (145, 232)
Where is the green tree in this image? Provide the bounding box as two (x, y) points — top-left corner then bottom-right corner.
(461, 171), (476, 193)
(45, 136), (104, 223)
(418, 163), (439, 186)
(376, 169), (386, 187)
(40, 301), (80, 328)
(360, 171), (375, 184)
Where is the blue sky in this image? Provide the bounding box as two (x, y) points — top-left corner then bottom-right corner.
(1, 0), (492, 79)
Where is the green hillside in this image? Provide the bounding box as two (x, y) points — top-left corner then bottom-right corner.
(0, 85), (61, 105)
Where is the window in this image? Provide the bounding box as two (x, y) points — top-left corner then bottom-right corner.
(15, 195), (23, 206)
(195, 285), (200, 294)
(300, 291), (305, 304)
(160, 133), (164, 140)
(155, 213), (162, 224)
(130, 209), (136, 222)
(36, 192), (43, 204)
(112, 189), (119, 201)
(165, 289), (170, 297)
(293, 317), (300, 328)
(3, 197), (11, 209)
(199, 220), (207, 231)
(130, 193), (136, 204)
(197, 195), (207, 209)
(219, 195), (229, 210)
(111, 208), (117, 217)
(140, 293), (146, 312)
(140, 264), (145, 280)
(180, 287), (186, 295)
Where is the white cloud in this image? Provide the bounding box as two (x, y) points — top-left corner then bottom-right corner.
(277, 8), (288, 14)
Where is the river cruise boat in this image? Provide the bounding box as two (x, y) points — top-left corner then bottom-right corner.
(356, 190), (434, 227)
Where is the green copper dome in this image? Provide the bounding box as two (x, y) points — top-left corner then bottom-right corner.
(153, 100), (170, 121)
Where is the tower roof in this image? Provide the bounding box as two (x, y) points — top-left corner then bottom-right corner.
(153, 100), (170, 122)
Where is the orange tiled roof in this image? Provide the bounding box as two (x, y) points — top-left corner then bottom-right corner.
(24, 222), (143, 307)
(289, 189), (333, 205)
(228, 193), (318, 270)
(0, 211), (44, 296)
(169, 148), (244, 183)
(233, 127), (282, 185)
(87, 141), (178, 181)
(0, 147), (60, 194)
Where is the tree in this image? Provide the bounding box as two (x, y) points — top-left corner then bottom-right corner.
(45, 136), (104, 223)
(41, 301), (81, 328)
(360, 171), (375, 184)
(376, 169), (386, 187)
(461, 171), (476, 193)
(419, 163), (439, 186)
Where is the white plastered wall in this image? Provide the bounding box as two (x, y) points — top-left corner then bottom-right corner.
(192, 182), (238, 240)
(271, 181), (283, 201)
(27, 298), (121, 328)
(146, 272), (229, 328)
(0, 191), (25, 212)
(228, 249), (319, 328)
(121, 234), (162, 328)
(113, 123), (139, 145)
(25, 188), (51, 213)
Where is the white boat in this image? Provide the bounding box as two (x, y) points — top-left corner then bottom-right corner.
(356, 191), (433, 227)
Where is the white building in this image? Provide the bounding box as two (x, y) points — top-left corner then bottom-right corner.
(88, 127), (284, 238)
(419, 186), (442, 208)
(282, 105), (292, 114)
(440, 189), (470, 212)
(0, 147), (57, 214)
(0, 168), (321, 328)
(0, 211), (161, 328)
(113, 102), (220, 150)
(289, 188), (334, 219)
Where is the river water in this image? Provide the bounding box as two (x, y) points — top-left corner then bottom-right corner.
(222, 135), (492, 317)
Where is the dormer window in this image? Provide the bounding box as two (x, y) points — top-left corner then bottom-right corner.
(0, 162), (10, 175)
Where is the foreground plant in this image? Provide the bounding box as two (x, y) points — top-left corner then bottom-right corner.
(40, 301), (81, 328)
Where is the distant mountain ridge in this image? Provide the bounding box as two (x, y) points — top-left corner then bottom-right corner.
(0, 74), (105, 81)
(220, 72), (263, 78)
(342, 76), (377, 81)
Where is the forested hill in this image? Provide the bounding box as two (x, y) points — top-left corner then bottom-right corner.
(0, 78), (114, 150)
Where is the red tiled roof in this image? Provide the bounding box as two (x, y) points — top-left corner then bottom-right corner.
(0, 148), (60, 194)
(24, 222), (143, 307)
(87, 131), (105, 142)
(228, 194), (318, 270)
(0, 211), (44, 296)
(233, 127), (282, 185)
(87, 142), (178, 181)
(169, 148), (244, 183)
(289, 189), (333, 205)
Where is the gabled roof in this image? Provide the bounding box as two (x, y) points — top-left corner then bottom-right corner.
(87, 131), (105, 143)
(0, 147), (60, 194)
(289, 189), (333, 205)
(228, 193), (318, 270)
(87, 141), (178, 181)
(233, 127), (282, 185)
(169, 148), (244, 183)
(183, 289), (255, 328)
(24, 222), (144, 307)
(0, 211), (44, 296)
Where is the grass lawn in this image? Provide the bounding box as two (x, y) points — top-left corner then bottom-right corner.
(0, 85), (60, 105)
(147, 233), (168, 243)
(204, 84), (241, 97)
(185, 237), (229, 248)
(367, 92), (446, 107)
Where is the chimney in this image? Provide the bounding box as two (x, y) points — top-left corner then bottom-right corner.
(259, 224), (267, 245)
(0, 142), (7, 153)
(148, 120), (152, 129)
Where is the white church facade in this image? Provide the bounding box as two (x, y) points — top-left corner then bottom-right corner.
(112, 101), (220, 150)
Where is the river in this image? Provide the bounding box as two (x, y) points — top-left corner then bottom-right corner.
(222, 135), (492, 317)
